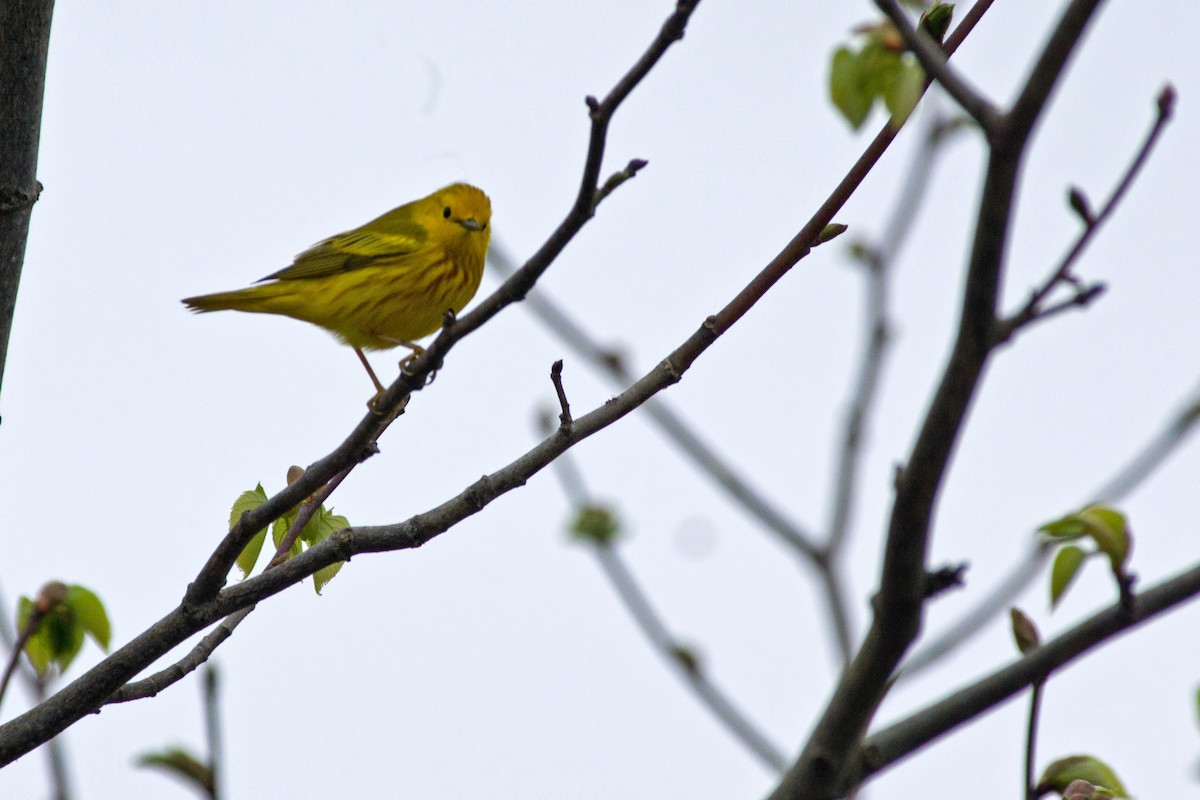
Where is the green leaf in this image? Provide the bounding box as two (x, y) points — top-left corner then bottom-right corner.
(18, 585), (104, 676)
(231, 484), (270, 578)
(883, 56), (924, 127)
(65, 585), (111, 651)
(856, 42), (900, 99)
(1038, 755), (1129, 797)
(569, 504), (622, 546)
(232, 483), (349, 594)
(1039, 515), (1088, 540)
(16, 597), (51, 674)
(229, 484), (268, 529)
(272, 513), (302, 559)
(1050, 545), (1088, 608)
(830, 47), (874, 129)
(137, 746), (215, 793)
(236, 529), (267, 579)
(919, 2), (955, 43)
(37, 608), (85, 673)
(307, 508), (347, 594)
(1077, 505), (1131, 572)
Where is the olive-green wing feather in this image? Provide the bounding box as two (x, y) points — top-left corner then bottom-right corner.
(260, 209), (430, 282)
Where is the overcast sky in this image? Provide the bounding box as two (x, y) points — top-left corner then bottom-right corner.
(3, 2), (1199, 797)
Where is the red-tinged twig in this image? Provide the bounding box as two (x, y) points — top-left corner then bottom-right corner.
(267, 466), (352, 570)
(550, 360), (573, 430)
(994, 84), (1176, 345)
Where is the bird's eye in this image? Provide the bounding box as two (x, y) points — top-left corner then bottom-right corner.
(442, 206), (451, 219)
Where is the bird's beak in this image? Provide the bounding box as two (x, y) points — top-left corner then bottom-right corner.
(456, 218), (484, 232)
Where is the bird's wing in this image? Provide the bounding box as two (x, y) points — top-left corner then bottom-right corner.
(261, 217), (429, 282)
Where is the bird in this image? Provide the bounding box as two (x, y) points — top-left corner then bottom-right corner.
(183, 182), (492, 397)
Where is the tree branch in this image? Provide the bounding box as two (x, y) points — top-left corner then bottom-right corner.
(821, 107), (955, 663)
(0, 0), (1004, 765)
(181, 0), (703, 609)
(0, 0), (54, 410)
(770, 2), (1108, 797)
(105, 607), (253, 705)
(853, 561), (1200, 784)
(897, 89), (1183, 679)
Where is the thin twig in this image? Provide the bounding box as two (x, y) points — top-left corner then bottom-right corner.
(267, 466), (353, 569)
(898, 90), (1185, 679)
(995, 84), (1176, 344)
(543, 432), (786, 770)
(822, 106), (954, 658)
(0, 583), (65, 710)
(106, 607), (254, 704)
(550, 360), (573, 430)
(0, 585), (71, 799)
(203, 666), (221, 800)
(900, 380), (1200, 679)
(490, 240), (821, 561)
(595, 546), (789, 772)
(112, 466), (353, 706)
(771, 2), (1106, 797)
(1024, 680), (1043, 800)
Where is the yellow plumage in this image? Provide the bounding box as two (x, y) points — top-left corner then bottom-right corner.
(183, 183), (491, 394)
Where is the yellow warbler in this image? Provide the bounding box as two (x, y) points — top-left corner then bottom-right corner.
(183, 183), (492, 394)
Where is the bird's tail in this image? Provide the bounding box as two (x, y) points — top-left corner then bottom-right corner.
(182, 284), (289, 314)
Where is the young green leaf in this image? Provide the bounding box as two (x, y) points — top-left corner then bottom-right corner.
(229, 484), (268, 529)
(271, 513), (303, 559)
(883, 56), (924, 128)
(236, 529), (267, 579)
(65, 585), (111, 651)
(307, 508), (347, 594)
(137, 747), (215, 794)
(1039, 514), (1088, 540)
(1051, 545), (1088, 608)
(918, 2), (955, 43)
(24, 603), (84, 674)
(569, 504), (622, 546)
(1077, 505), (1131, 572)
(830, 47), (874, 129)
(815, 223), (849, 246)
(18, 583), (109, 675)
(231, 484), (270, 578)
(1038, 755), (1129, 798)
(16, 597), (51, 674)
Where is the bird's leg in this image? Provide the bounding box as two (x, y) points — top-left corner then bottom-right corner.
(354, 347), (386, 407)
(376, 336), (425, 375)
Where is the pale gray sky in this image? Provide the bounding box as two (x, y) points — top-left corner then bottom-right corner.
(3, 1), (1199, 797)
